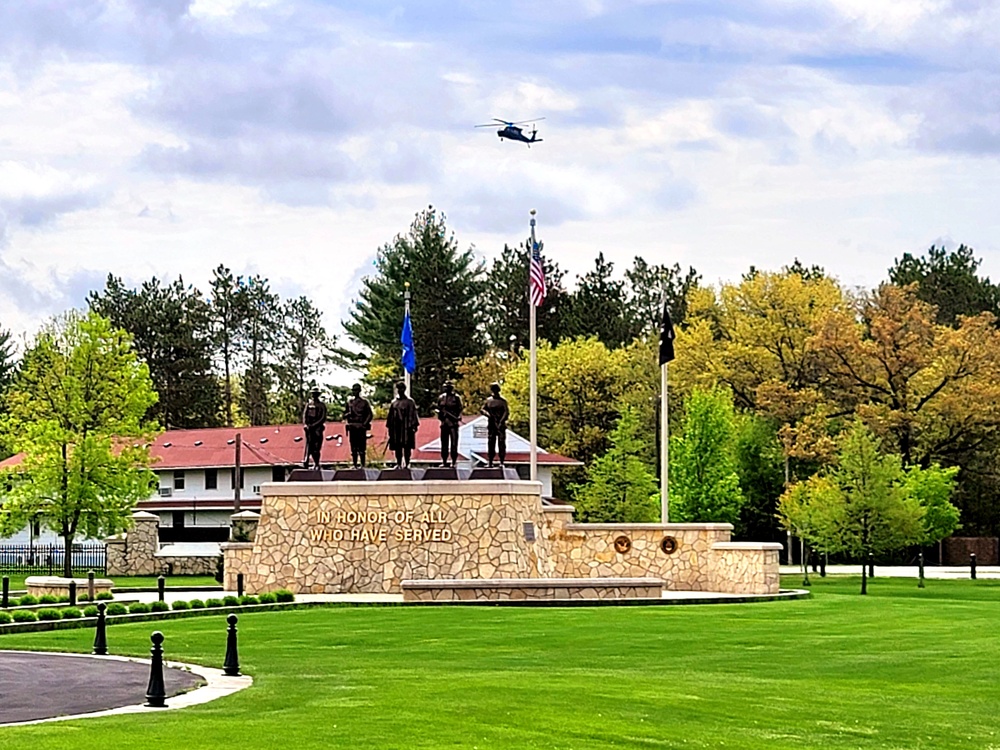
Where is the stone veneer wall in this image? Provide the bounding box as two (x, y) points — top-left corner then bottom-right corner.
(106, 511), (161, 576)
(242, 481), (558, 595)
(231, 481), (782, 596)
(402, 578), (663, 602)
(221, 542), (254, 592)
(540, 509), (781, 594)
(105, 510), (221, 577)
(710, 542), (782, 595)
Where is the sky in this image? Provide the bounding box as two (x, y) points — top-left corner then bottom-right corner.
(1, 0), (999, 361)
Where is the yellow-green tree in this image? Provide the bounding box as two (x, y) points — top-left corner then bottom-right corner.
(0, 312), (159, 576)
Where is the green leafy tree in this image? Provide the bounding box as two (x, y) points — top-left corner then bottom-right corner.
(570, 407), (659, 522)
(0, 312), (158, 576)
(344, 206), (486, 413)
(0, 324), (15, 396)
(88, 274), (222, 429)
(669, 387), (745, 524)
(734, 414), (786, 541)
(483, 240), (570, 351)
(889, 244), (1000, 326)
(778, 423), (928, 594)
(902, 464), (961, 546)
(563, 253), (636, 348)
(504, 337), (623, 479)
(624, 257), (700, 333)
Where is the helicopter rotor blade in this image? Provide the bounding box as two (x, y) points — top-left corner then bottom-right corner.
(508, 117), (545, 126)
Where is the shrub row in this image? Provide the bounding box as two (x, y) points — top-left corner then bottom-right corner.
(7, 591), (113, 607)
(0, 589), (295, 624)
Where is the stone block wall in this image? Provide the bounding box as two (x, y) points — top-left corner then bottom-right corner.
(709, 542), (783, 594)
(106, 510), (221, 577)
(241, 481), (557, 595)
(228, 481), (783, 596)
(221, 542), (254, 591)
(106, 511), (161, 576)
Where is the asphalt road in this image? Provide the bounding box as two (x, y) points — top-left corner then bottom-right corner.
(0, 651), (203, 724)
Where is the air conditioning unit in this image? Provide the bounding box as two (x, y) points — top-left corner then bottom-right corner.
(159, 487), (172, 497)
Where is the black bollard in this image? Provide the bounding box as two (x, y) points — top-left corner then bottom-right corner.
(157, 575), (166, 603)
(145, 631), (167, 707)
(868, 553), (875, 579)
(88, 570), (95, 602)
(820, 555), (827, 578)
(223, 614), (241, 677)
(971, 553), (977, 580)
(69, 580), (77, 607)
(2, 576), (8, 608)
(918, 551), (926, 589)
(93, 602), (108, 655)
(237, 573), (244, 598)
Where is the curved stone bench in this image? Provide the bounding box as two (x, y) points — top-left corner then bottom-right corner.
(401, 577), (663, 602)
(25, 576), (114, 599)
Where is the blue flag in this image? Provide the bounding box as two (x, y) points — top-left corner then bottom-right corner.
(401, 309), (416, 374)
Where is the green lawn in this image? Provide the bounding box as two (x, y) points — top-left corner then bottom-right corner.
(1, 574), (219, 592)
(1, 577), (998, 749)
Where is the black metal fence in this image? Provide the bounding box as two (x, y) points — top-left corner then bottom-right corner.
(0, 543), (107, 575)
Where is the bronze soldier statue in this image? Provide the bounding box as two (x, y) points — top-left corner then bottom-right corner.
(302, 387), (327, 469)
(387, 381), (420, 468)
(436, 381), (463, 467)
(481, 382), (509, 468)
(344, 383), (373, 468)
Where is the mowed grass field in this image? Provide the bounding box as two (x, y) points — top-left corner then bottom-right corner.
(1, 576), (998, 749)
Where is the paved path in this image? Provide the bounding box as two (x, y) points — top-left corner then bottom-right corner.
(0, 651), (202, 725)
(780, 564), (1000, 579)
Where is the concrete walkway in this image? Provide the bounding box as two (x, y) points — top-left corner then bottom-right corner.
(780, 564), (1000, 579)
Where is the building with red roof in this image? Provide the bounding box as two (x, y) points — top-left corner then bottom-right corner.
(0, 417), (579, 546)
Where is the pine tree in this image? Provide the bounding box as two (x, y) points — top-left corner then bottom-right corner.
(344, 206), (486, 413)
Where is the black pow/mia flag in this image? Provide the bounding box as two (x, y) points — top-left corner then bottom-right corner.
(659, 302), (675, 365)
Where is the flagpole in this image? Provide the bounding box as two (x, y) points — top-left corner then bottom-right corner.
(660, 361), (669, 522)
(529, 210), (539, 483)
(404, 282), (411, 395)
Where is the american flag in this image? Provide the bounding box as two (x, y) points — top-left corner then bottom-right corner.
(529, 240), (546, 307)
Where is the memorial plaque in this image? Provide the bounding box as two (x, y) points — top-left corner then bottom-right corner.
(523, 522), (536, 542)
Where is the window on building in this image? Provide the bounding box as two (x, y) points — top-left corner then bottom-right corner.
(172, 511), (185, 529)
(173, 470), (185, 491)
(205, 468), (218, 490)
(272, 466), (286, 482)
(230, 468), (245, 489)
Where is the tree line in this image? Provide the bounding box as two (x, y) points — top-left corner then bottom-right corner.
(0, 206), (997, 557)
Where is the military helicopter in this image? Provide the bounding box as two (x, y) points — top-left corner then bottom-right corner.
(475, 118), (544, 146)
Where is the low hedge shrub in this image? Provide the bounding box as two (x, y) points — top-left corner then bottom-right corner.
(83, 605), (99, 617)
(205, 598), (223, 608)
(12, 610), (37, 622)
(105, 603), (128, 616)
(17, 595), (38, 606)
(238, 595), (259, 605)
(127, 603), (151, 614)
(150, 600), (170, 612)
(274, 589), (294, 603)
(223, 595), (239, 606)
(172, 600), (190, 611)
(95, 592), (114, 601)
(38, 595), (59, 605)
(0, 611), (12, 624)
(257, 592), (277, 604)
(36, 608), (62, 621)
(61, 607), (83, 619)
(189, 599), (206, 609)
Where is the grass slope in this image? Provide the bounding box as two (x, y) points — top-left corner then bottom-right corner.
(1, 577), (998, 749)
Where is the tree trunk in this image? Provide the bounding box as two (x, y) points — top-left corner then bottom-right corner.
(62, 533), (73, 579)
(860, 551), (868, 595)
